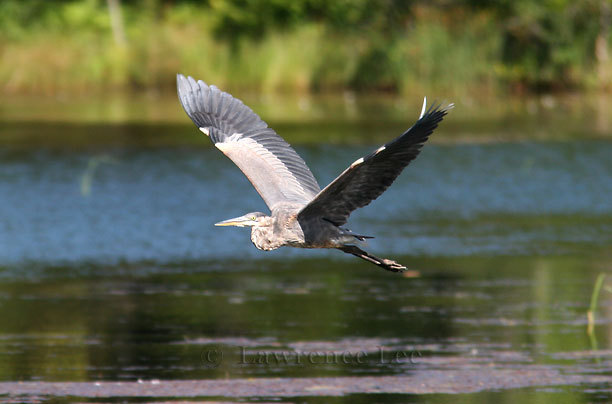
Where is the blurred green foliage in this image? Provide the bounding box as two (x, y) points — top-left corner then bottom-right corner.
(0, 0), (610, 95)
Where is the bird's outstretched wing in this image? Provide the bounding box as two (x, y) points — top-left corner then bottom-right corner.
(298, 100), (453, 226)
(177, 74), (320, 209)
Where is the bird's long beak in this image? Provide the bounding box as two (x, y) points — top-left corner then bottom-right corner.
(214, 215), (257, 227)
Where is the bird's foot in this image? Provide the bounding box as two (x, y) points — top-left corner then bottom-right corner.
(381, 258), (406, 273)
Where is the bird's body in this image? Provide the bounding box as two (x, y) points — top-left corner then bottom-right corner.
(250, 206), (305, 251)
(177, 74), (452, 272)
(246, 204), (360, 251)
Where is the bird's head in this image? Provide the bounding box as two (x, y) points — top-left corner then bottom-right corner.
(214, 212), (268, 228)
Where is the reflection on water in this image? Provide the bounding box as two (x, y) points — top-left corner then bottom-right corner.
(0, 93), (611, 401)
(0, 256), (610, 400)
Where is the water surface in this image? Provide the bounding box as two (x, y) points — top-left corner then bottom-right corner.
(0, 93), (611, 402)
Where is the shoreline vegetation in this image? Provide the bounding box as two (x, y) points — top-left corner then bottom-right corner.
(1, 0), (611, 97)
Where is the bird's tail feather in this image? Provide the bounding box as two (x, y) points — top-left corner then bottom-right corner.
(353, 234), (374, 241)
(339, 245), (406, 273)
(338, 226), (374, 242)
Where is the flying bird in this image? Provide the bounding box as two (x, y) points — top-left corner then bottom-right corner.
(177, 74), (452, 272)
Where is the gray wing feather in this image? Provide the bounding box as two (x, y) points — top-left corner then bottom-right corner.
(298, 102), (453, 226)
(177, 74), (320, 209)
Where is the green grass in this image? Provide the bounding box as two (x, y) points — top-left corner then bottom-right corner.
(0, 1), (604, 96)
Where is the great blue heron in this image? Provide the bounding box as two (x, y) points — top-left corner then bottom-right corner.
(177, 74), (452, 272)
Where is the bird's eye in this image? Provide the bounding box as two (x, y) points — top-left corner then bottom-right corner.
(251, 216), (256, 220)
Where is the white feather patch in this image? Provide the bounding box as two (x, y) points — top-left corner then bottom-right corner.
(419, 97), (427, 119)
(350, 157), (364, 168)
(375, 146), (386, 154)
(200, 127), (210, 136)
(215, 133), (242, 152)
(214, 141), (230, 152)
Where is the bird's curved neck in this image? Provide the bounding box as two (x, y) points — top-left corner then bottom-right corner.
(250, 216), (280, 251)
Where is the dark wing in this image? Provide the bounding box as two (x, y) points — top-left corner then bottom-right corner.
(298, 101), (453, 226)
(177, 74), (320, 210)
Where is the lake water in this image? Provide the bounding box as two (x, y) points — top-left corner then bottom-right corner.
(0, 92), (611, 402)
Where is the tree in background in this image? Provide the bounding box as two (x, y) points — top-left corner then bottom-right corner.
(0, 0), (610, 93)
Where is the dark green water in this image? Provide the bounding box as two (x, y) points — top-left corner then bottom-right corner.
(0, 93), (611, 402)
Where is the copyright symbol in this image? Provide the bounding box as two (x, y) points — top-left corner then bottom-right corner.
(201, 348), (223, 368)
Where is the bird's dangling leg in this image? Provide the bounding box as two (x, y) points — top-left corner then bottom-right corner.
(339, 245), (406, 272)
